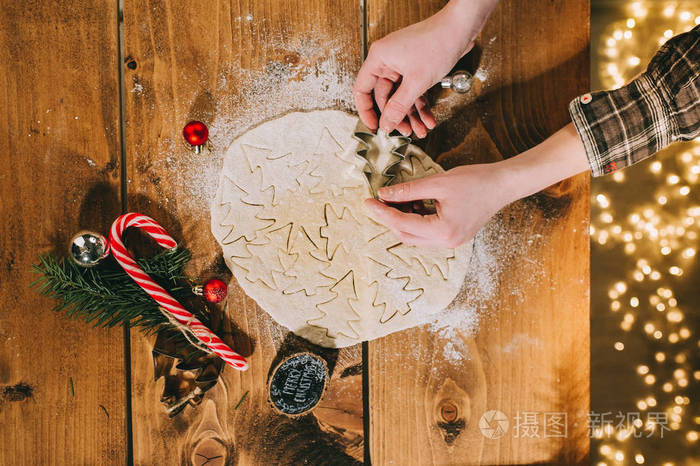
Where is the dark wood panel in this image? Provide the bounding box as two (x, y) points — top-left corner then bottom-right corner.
(0, 1), (126, 464)
(122, 1), (365, 463)
(367, 0), (590, 464)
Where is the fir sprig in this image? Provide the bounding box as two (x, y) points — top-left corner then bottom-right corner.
(31, 248), (209, 335)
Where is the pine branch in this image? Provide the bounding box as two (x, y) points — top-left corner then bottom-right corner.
(31, 248), (210, 335)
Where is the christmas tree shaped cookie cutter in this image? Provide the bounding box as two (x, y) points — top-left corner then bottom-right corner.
(352, 130), (411, 199)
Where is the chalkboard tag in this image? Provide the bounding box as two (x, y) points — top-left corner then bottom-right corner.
(267, 352), (328, 417)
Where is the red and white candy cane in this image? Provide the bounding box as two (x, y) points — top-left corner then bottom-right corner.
(109, 213), (248, 371)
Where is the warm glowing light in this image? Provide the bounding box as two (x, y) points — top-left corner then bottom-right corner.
(614, 341), (624, 351)
(668, 174), (680, 184)
(644, 374), (655, 385)
(679, 11), (692, 21)
(596, 193), (610, 207)
(637, 364), (649, 375)
(626, 18), (636, 28)
(663, 382), (673, 392)
(664, 29), (674, 38)
(651, 161), (662, 173)
(655, 352), (665, 362)
(613, 29), (623, 40)
(630, 297), (639, 307)
(687, 431), (699, 442)
(669, 266), (683, 276)
(634, 454), (645, 464)
(679, 186), (690, 195)
(623, 30), (632, 39)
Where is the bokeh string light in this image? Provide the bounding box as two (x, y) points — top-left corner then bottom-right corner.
(591, 2), (699, 465)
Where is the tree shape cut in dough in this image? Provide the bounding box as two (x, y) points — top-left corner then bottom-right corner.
(234, 167), (275, 206)
(242, 143), (291, 171)
(320, 203), (361, 260)
(387, 242), (453, 280)
(308, 271), (361, 340)
(218, 176), (274, 243)
(231, 241), (284, 290)
(281, 227), (335, 296)
(306, 127), (365, 196)
(368, 258), (424, 324)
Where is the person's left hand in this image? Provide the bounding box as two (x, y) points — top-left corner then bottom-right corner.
(364, 163), (510, 248)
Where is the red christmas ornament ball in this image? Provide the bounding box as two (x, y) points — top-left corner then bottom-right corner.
(183, 120), (209, 146)
(203, 278), (227, 303)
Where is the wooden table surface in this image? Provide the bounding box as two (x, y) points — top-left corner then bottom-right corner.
(0, 1), (590, 464)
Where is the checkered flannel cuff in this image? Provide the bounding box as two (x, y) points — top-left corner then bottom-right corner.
(568, 73), (676, 177)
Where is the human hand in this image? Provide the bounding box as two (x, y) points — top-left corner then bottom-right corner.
(353, 0), (496, 137)
(362, 123), (592, 248)
(364, 163), (511, 248)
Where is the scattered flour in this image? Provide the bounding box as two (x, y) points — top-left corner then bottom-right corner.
(502, 333), (543, 354)
(474, 68), (488, 82)
(130, 82), (144, 94)
(152, 33), (356, 213)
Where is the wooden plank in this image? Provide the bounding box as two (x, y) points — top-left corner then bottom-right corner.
(122, 1), (364, 463)
(367, 0), (590, 464)
(0, 2), (126, 464)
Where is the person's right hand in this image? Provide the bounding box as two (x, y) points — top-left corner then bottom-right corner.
(353, 0), (497, 137)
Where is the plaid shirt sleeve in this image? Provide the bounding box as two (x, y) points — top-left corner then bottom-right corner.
(569, 25), (700, 177)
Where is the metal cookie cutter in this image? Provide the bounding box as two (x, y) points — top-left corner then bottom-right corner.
(352, 129), (411, 199)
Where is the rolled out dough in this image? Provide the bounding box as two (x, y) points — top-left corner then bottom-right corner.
(211, 110), (470, 347)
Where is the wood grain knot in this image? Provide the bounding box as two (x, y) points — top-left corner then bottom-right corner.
(124, 55), (137, 70)
(2, 382), (33, 402)
(437, 399), (466, 444)
(440, 400), (458, 422)
(434, 379), (471, 445)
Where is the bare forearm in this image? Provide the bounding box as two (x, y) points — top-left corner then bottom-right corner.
(496, 123), (590, 203)
(440, 0), (500, 53)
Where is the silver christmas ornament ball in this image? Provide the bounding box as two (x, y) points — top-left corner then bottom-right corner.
(440, 70), (473, 93)
(70, 231), (110, 267)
